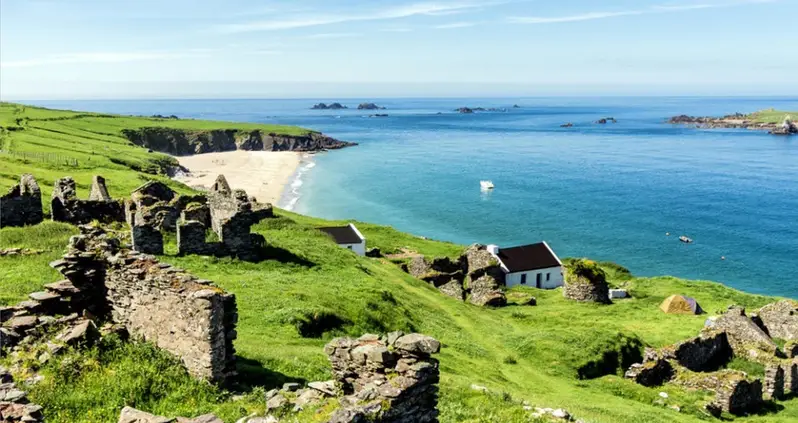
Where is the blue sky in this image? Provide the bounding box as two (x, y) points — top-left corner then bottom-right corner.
(0, 0), (795, 99)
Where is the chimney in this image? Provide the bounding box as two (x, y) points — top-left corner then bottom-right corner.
(487, 244), (499, 256)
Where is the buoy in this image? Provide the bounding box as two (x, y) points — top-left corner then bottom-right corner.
(721, 256), (726, 260)
(666, 232), (670, 236)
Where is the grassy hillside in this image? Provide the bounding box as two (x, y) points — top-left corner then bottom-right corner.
(748, 109), (797, 124)
(0, 102), (310, 213)
(1, 103), (795, 423)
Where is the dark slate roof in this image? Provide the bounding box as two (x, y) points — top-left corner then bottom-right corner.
(318, 225), (363, 244)
(496, 242), (561, 273)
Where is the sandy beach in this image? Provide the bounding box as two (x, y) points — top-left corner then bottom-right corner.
(173, 151), (302, 205)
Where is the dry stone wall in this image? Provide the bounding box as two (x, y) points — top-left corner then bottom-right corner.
(0, 366), (44, 422)
(0, 174), (43, 228)
(48, 225), (237, 385)
(757, 300), (798, 341)
(51, 176), (125, 224)
(324, 332), (441, 423)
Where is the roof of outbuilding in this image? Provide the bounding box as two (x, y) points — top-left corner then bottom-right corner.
(318, 225), (363, 244)
(496, 242), (561, 273)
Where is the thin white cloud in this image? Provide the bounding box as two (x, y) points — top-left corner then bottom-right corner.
(216, 1), (502, 33)
(510, 0), (779, 24)
(434, 21), (478, 29)
(0, 51), (205, 69)
(381, 27), (414, 32)
(304, 32), (363, 39)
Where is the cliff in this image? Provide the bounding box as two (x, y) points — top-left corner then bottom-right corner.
(121, 127), (357, 156)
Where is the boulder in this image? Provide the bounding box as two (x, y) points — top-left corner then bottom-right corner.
(394, 333), (441, 356)
(56, 319), (100, 347)
(117, 406), (173, 423)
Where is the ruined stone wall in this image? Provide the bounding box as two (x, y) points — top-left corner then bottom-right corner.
(758, 300), (798, 341)
(50, 226), (237, 384)
(563, 277), (610, 304)
(51, 176), (124, 225)
(206, 175), (272, 261)
(324, 332), (441, 423)
(0, 174), (43, 228)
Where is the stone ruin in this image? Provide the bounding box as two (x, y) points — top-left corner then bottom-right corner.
(1, 225), (238, 385)
(404, 244), (506, 307)
(625, 304), (798, 416)
(0, 366), (43, 422)
(562, 259), (611, 304)
(323, 332), (441, 422)
(0, 174), (43, 228)
(51, 176), (125, 225)
(126, 175), (274, 260)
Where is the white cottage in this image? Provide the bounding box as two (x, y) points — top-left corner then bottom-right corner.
(487, 242), (564, 289)
(318, 223), (366, 256)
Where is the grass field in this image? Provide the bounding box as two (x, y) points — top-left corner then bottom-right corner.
(1, 103), (796, 423)
(747, 109), (797, 124)
(0, 102), (310, 214)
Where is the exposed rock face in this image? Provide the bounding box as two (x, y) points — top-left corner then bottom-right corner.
(47, 225), (238, 385)
(0, 174), (43, 228)
(122, 128), (356, 156)
(563, 259), (611, 304)
(357, 103), (386, 110)
(0, 367), (44, 422)
(311, 103), (348, 110)
(51, 176), (125, 225)
(324, 332), (441, 423)
(706, 306), (778, 358)
(757, 300), (798, 341)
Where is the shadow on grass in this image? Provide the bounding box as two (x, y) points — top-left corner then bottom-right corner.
(251, 244), (315, 267)
(234, 356), (306, 392)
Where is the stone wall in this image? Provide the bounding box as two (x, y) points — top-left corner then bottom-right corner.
(764, 364), (785, 400)
(0, 174), (43, 228)
(0, 366), (44, 422)
(757, 300), (798, 341)
(51, 176), (125, 225)
(563, 259), (611, 304)
(706, 306), (778, 358)
(324, 332), (441, 423)
(403, 244), (506, 307)
(666, 331), (732, 372)
(206, 175), (272, 261)
(50, 225), (237, 384)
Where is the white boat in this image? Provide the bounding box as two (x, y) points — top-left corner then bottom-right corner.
(480, 180), (495, 190)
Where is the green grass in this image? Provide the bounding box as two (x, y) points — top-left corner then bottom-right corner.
(747, 109), (797, 124)
(1, 103), (796, 423)
(0, 102), (312, 209)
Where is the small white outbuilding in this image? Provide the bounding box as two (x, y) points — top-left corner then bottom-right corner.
(318, 223), (366, 256)
(487, 242), (564, 289)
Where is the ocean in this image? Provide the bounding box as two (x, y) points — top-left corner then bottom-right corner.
(27, 97), (798, 298)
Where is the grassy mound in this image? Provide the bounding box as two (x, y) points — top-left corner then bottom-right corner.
(1, 103), (795, 423)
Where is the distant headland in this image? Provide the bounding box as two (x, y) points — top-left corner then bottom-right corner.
(669, 109), (797, 135)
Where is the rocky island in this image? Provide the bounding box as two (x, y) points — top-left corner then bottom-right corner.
(311, 102), (348, 110)
(356, 102), (386, 110)
(455, 107), (508, 114)
(669, 109), (797, 135)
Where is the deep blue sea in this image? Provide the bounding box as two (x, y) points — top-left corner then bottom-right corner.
(27, 97), (798, 298)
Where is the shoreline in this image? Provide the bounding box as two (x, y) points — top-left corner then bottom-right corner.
(278, 153), (317, 211)
(172, 150), (303, 205)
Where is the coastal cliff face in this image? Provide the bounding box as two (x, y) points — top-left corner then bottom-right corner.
(121, 128), (357, 156)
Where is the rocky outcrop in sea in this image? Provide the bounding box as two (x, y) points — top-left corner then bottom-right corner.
(311, 103), (348, 110)
(668, 114), (797, 135)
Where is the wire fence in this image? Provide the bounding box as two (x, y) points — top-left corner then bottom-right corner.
(0, 150), (79, 167)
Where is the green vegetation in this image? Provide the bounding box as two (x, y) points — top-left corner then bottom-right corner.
(0, 102), (310, 214)
(1, 103), (796, 423)
(747, 109), (797, 124)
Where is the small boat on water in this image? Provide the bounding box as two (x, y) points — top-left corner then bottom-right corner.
(679, 236), (693, 244)
(480, 180), (495, 190)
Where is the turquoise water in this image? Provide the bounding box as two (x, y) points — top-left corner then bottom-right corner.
(29, 98), (798, 298)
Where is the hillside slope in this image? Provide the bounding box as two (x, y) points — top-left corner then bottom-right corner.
(1, 103), (795, 423)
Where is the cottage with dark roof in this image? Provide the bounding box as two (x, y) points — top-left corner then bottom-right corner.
(487, 242), (563, 289)
(318, 223), (366, 256)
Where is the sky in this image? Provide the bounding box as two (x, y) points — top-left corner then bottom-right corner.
(0, 0), (796, 99)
